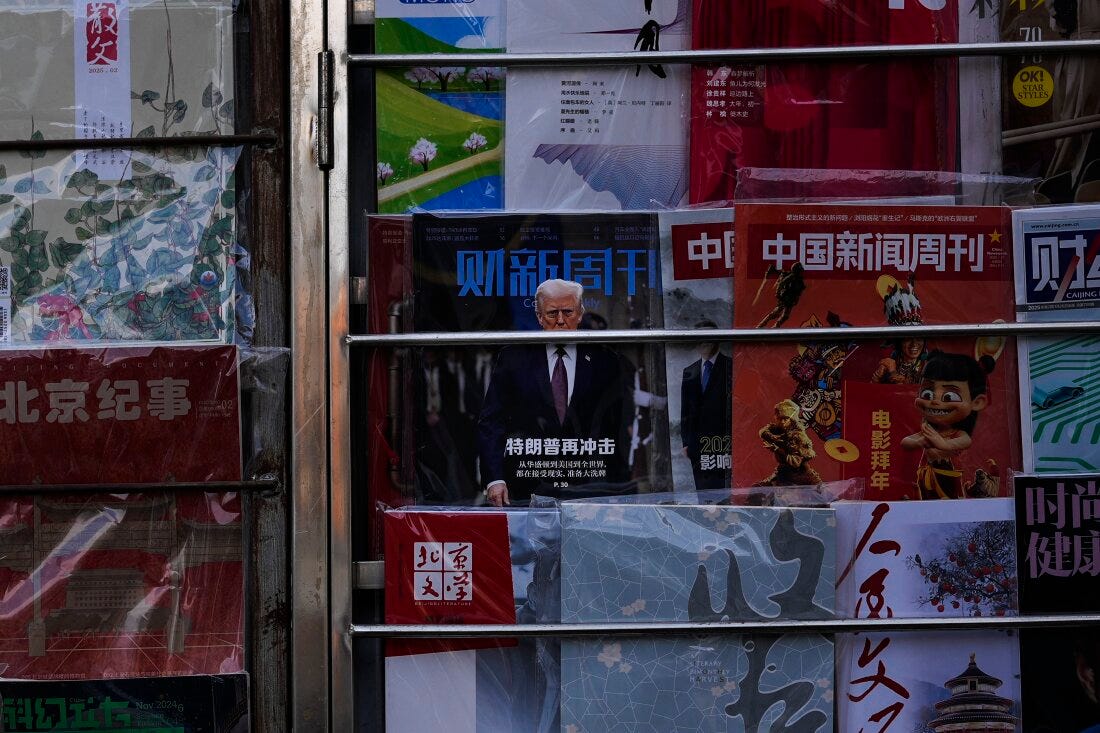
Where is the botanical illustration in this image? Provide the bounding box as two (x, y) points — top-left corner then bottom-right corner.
(907, 521), (1018, 618)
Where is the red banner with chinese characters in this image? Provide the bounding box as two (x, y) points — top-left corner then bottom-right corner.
(0, 345), (240, 485)
(669, 217), (735, 282)
(384, 510), (516, 656)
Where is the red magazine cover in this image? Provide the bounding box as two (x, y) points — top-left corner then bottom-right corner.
(0, 345), (243, 679)
(690, 0), (959, 204)
(0, 492), (244, 680)
(732, 204), (1021, 501)
(0, 345), (240, 485)
(365, 216), (415, 559)
(384, 509), (515, 657)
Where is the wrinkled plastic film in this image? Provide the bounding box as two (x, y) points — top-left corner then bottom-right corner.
(0, 490), (245, 680)
(0, 147), (244, 346)
(383, 506), (561, 733)
(0, 1), (237, 141)
(732, 168), (1044, 206)
(0, 344), (242, 485)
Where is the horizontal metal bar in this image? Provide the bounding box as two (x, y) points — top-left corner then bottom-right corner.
(346, 320), (1100, 348)
(0, 477), (280, 497)
(0, 132), (277, 154)
(350, 39), (1100, 69)
(350, 613), (1100, 638)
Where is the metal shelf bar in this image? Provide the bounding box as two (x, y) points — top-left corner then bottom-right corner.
(350, 39), (1100, 69)
(0, 478), (281, 497)
(0, 131), (277, 154)
(347, 320), (1100, 348)
(351, 613), (1100, 638)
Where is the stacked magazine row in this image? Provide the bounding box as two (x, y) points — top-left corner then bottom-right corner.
(383, 473), (1096, 732)
(363, 203), (1100, 533)
(372, 0), (1099, 212)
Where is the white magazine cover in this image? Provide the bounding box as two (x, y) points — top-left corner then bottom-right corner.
(657, 208), (733, 491)
(1013, 205), (1100, 472)
(504, 0), (690, 210)
(838, 631), (1022, 733)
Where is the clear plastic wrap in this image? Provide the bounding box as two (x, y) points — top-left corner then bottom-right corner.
(731, 202), (1022, 499)
(0, 146), (244, 346)
(382, 505), (561, 733)
(0, 490), (244, 680)
(559, 492), (836, 623)
(0, 1), (237, 142)
(0, 344), (241, 485)
(0, 673), (249, 731)
(732, 168), (1044, 206)
(562, 632), (834, 733)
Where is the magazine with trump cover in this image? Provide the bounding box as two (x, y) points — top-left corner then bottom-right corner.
(409, 211), (670, 505)
(731, 203), (1022, 501)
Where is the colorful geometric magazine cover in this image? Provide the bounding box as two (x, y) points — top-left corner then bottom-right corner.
(0, 345), (241, 485)
(374, 0), (503, 213)
(0, 490), (244, 680)
(560, 500), (835, 623)
(409, 212), (670, 503)
(0, 673), (249, 732)
(837, 630), (1022, 732)
(383, 507), (561, 733)
(1001, 1), (1100, 205)
(732, 203), (1022, 500)
(658, 209), (734, 492)
(504, 0), (689, 210)
(689, 0), (966, 204)
(1013, 205), (1100, 472)
(561, 633), (834, 733)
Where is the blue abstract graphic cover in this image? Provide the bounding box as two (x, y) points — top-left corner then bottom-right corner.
(559, 500), (835, 732)
(560, 502), (835, 623)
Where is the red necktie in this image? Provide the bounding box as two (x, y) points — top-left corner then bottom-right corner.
(551, 347), (568, 424)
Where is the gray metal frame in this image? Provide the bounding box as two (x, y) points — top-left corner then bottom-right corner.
(290, 0), (335, 730)
(316, 22), (1100, 732)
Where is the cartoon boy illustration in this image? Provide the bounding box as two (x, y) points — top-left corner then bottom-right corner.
(900, 351), (995, 500)
(757, 399), (822, 486)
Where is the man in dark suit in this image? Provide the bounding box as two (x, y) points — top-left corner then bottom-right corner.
(680, 321), (732, 490)
(478, 279), (631, 505)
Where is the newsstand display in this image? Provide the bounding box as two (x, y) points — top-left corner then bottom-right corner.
(0, 2), (289, 730)
(341, 0), (1100, 731)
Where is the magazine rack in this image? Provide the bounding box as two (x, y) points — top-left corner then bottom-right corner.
(332, 31), (1100, 732)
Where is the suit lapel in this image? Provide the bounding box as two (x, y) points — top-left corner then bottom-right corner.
(568, 346), (593, 427)
(532, 345), (555, 416)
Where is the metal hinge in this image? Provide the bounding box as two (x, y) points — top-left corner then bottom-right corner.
(350, 276), (369, 305)
(317, 49), (335, 171)
(354, 561), (385, 590)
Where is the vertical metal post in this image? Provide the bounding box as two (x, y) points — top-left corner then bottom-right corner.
(325, 0), (355, 730)
(289, 0), (330, 729)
